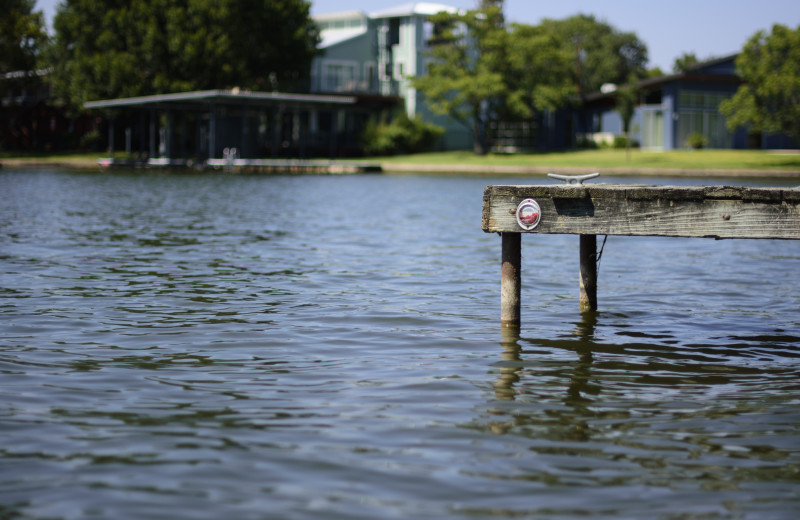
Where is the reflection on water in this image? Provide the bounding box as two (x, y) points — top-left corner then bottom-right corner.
(479, 312), (799, 516)
(1, 170), (798, 519)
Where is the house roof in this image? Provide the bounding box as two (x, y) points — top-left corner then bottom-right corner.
(369, 2), (458, 19)
(636, 53), (740, 90)
(583, 53), (741, 103)
(684, 53), (739, 73)
(313, 10), (366, 22)
(319, 27), (368, 48)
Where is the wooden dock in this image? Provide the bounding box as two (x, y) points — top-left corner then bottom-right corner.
(482, 181), (800, 326)
(204, 158), (381, 174)
(98, 157), (382, 173)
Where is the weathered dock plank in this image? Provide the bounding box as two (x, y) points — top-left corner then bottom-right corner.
(482, 184), (800, 240)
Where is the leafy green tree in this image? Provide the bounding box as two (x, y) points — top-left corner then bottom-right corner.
(0, 0), (47, 80)
(413, 1), (577, 154)
(411, 2), (507, 154)
(719, 24), (800, 145)
(504, 22), (574, 121)
(45, 0), (320, 110)
(673, 52), (699, 73)
(541, 14), (648, 97)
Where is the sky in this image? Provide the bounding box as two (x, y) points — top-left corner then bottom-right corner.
(35, 0), (800, 72)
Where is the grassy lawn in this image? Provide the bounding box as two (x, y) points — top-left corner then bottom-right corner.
(372, 149), (800, 173)
(0, 152), (111, 166)
(3, 149), (800, 174)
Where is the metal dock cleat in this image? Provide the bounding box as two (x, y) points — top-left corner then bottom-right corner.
(547, 172), (600, 184)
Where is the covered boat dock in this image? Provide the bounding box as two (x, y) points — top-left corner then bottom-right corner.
(84, 89), (398, 170)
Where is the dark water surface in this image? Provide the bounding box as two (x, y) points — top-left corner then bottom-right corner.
(1, 170), (798, 519)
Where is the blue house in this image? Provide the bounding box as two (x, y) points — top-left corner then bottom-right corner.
(577, 54), (797, 150)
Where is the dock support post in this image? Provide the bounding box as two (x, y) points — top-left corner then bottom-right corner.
(149, 109), (156, 159)
(209, 103), (217, 160)
(579, 234), (598, 312)
(108, 116), (115, 159)
(501, 232), (521, 327)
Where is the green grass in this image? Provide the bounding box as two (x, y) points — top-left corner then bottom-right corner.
(4, 149), (800, 174)
(0, 151), (113, 164)
(371, 149), (800, 172)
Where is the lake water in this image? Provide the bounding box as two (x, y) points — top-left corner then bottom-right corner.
(1, 169), (799, 519)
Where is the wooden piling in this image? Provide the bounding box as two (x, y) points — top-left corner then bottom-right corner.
(500, 232), (521, 327)
(579, 234), (597, 312)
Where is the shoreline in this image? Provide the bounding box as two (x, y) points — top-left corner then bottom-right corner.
(380, 162), (800, 178)
(3, 157), (800, 179)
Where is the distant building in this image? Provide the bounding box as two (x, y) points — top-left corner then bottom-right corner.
(0, 69), (95, 152)
(577, 54), (797, 150)
(311, 3), (472, 150)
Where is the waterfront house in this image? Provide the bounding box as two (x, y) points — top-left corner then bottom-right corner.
(577, 54), (797, 150)
(310, 2), (472, 151)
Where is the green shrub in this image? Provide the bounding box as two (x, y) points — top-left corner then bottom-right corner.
(612, 135), (639, 149)
(687, 132), (708, 150)
(362, 111), (444, 155)
(79, 129), (101, 151)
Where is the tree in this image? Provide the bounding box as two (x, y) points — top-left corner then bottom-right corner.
(615, 77), (638, 161)
(541, 14), (648, 98)
(673, 52), (699, 73)
(45, 0), (320, 110)
(719, 24), (800, 145)
(411, 2), (507, 154)
(504, 23), (574, 121)
(0, 0), (47, 79)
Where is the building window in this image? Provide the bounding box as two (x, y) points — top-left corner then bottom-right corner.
(323, 61), (358, 92)
(677, 90), (733, 148)
(388, 18), (400, 46)
(363, 62), (376, 91)
(679, 91), (729, 110)
(677, 111), (731, 149)
(642, 109), (664, 149)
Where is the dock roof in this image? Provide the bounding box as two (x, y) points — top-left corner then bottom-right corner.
(84, 89), (357, 110)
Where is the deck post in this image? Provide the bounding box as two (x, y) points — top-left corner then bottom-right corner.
(149, 108), (156, 159)
(108, 116), (115, 159)
(241, 104), (249, 159)
(164, 109), (172, 160)
(501, 232), (522, 327)
(209, 103), (217, 160)
(579, 234), (598, 312)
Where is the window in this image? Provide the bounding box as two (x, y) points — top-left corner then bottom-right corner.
(363, 62), (376, 91)
(677, 111), (731, 148)
(642, 110), (664, 149)
(679, 90), (729, 110)
(677, 90), (733, 148)
(323, 61), (357, 92)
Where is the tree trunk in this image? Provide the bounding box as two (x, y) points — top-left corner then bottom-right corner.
(625, 130), (631, 162)
(472, 116), (487, 155)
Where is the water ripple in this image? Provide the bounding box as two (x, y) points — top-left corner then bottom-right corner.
(1, 170), (798, 519)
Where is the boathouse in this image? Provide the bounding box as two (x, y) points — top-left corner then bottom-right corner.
(84, 89), (400, 167)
